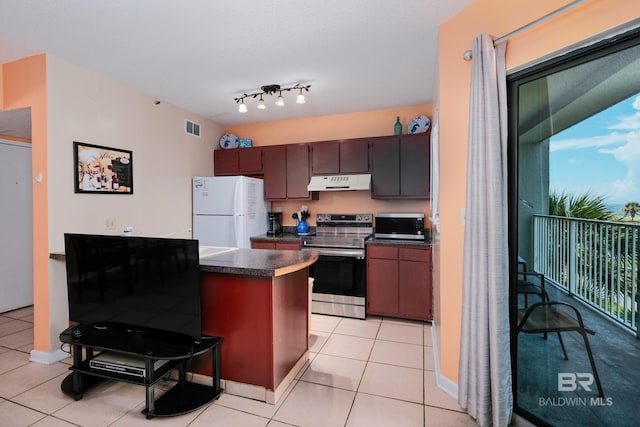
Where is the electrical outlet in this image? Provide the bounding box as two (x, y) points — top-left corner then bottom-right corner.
(105, 218), (116, 230)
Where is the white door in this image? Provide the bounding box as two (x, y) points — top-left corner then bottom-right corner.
(0, 140), (33, 313)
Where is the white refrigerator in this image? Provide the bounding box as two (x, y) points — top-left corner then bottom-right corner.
(192, 176), (269, 248)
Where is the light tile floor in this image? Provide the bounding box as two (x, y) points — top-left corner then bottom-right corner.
(0, 307), (478, 427)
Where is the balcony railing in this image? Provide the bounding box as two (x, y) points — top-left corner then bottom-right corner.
(532, 214), (639, 334)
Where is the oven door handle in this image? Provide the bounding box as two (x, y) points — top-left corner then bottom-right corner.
(302, 248), (365, 258)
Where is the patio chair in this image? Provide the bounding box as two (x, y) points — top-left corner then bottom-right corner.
(517, 270), (547, 308)
(516, 300), (604, 397)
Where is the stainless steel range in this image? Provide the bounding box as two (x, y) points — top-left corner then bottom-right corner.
(301, 213), (372, 319)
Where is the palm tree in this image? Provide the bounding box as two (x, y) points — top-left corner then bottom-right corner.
(549, 190), (612, 220)
(622, 202), (640, 221)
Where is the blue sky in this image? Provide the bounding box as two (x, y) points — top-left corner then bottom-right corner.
(550, 94), (640, 207)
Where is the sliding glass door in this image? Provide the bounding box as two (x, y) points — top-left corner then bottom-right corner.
(509, 27), (640, 427)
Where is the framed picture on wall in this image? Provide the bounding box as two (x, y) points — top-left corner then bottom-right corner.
(73, 141), (133, 194)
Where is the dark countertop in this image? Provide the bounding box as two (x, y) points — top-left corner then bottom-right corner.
(51, 248), (319, 278)
(365, 237), (431, 247)
(250, 233), (306, 242)
(200, 248), (318, 277)
(252, 233), (432, 248)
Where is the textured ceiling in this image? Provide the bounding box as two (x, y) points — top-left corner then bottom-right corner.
(0, 0), (474, 139)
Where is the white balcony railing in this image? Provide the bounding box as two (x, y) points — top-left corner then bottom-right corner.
(533, 215), (639, 334)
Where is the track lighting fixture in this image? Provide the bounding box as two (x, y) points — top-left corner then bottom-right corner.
(234, 83), (311, 112)
(238, 99), (248, 113)
(257, 94), (266, 110)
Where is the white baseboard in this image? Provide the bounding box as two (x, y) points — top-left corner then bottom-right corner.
(30, 348), (69, 365)
(430, 325), (459, 399)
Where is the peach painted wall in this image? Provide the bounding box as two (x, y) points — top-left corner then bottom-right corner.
(225, 105), (434, 225)
(437, 0), (640, 385)
(1, 55), (49, 351)
(2, 54), (225, 358)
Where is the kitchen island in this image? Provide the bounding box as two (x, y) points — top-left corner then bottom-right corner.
(51, 246), (318, 405)
(195, 248), (318, 404)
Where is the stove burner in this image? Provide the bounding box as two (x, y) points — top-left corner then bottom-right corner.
(303, 213), (372, 249)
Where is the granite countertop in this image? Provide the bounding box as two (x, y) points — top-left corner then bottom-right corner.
(365, 237), (431, 247)
(250, 233), (306, 242)
(252, 233), (432, 247)
(199, 248), (318, 277)
(51, 248), (319, 278)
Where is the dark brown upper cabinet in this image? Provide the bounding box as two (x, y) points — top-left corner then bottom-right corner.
(370, 132), (430, 199)
(263, 144), (315, 200)
(311, 138), (369, 175)
(214, 147), (263, 176)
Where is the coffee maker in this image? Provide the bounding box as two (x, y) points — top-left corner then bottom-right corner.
(267, 212), (283, 236)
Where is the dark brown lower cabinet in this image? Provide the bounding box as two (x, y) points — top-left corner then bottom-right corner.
(251, 240), (302, 250)
(366, 244), (432, 321)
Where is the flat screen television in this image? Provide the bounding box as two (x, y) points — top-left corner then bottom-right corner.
(64, 233), (202, 344)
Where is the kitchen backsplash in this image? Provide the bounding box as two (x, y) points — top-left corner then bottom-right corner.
(272, 191), (431, 226)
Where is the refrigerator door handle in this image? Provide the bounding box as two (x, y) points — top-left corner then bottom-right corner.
(233, 180), (242, 247)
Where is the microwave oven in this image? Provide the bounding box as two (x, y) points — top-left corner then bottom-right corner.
(374, 213), (425, 240)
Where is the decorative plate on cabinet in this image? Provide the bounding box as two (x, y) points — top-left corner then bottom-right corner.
(219, 133), (238, 149)
(408, 115), (430, 134)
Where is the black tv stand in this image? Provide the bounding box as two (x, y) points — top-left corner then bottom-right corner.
(59, 324), (223, 419)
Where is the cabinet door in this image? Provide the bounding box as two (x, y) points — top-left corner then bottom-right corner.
(311, 141), (339, 175)
(370, 137), (400, 198)
(339, 138), (370, 174)
(275, 241), (301, 250)
(238, 147), (263, 174)
(251, 241), (276, 249)
(398, 247), (432, 320)
(263, 146), (287, 200)
(213, 149), (238, 175)
(400, 134), (430, 198)
(398, 260), (431, 320)
(285, 144), (312, 199)
(367, 257), (399, 316)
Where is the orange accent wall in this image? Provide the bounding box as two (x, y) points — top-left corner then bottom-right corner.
(438, 0), (639, 384)
(226, 105), (433, 147)
(2, 55), (49, 351)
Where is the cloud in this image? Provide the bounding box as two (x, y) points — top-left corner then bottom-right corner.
(551, 95), (640, 152)
(549, 132), (627, 152)
(608, 112), (640, 130)
(610, 95), (640, 130)
(551, 95), (640, 204)
(598, 131), (640, 202)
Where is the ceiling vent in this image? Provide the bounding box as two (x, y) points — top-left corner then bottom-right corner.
(185, 119), (201, 137)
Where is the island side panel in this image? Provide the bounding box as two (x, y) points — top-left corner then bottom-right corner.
(272, 267), (309, 387)
(199, 273), (275, 389)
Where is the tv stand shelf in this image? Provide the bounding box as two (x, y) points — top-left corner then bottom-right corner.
(59, 325), (223, 419)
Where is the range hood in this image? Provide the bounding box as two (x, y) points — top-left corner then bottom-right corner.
(307, 174), (371, 191)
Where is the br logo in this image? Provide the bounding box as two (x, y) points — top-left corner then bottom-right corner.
(558, 373), (595, 392)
